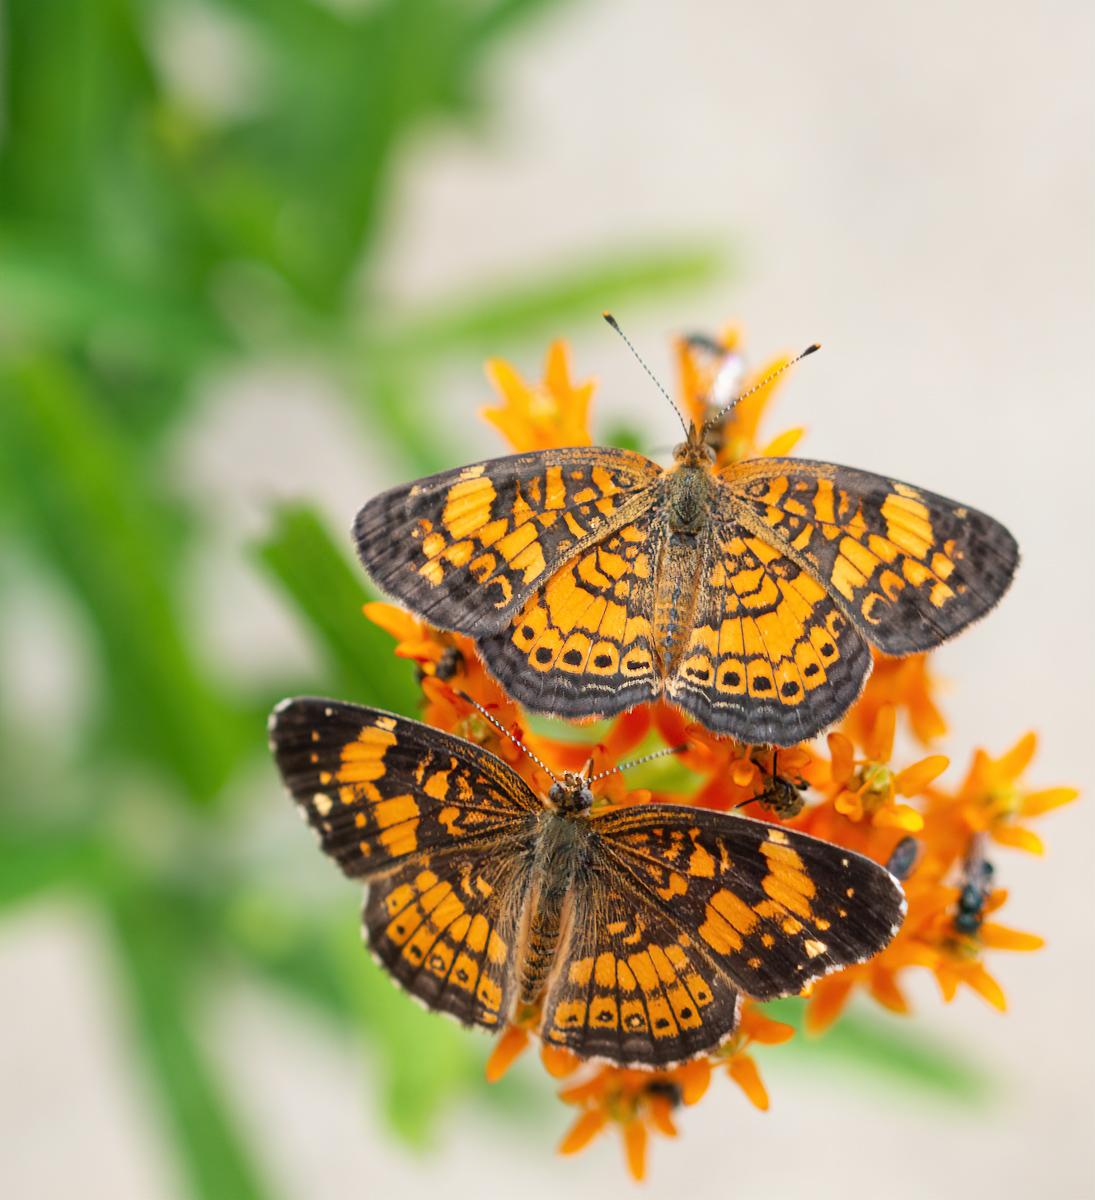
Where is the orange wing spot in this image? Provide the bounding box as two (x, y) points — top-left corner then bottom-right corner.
(646, 995), (679, 1038)
(902, 558), (933, 588)
(781, 916), (804, 935)
(755, 603), (803, 661)
(443, 475), (496, 539)
(683, 974), (713, 1008)
(477, 517), (510, 546)
(879, 569), (905, 601)
(860, 593), (887, 623)
(594, 953), (617, 987)
(804, 939), (827, 958)
(384, 884), (416, 917)
(812, 479), (836, 524)
(868, 534), (899, 563)
(761, 934), (775, 948)
(589, 996), (619, 1028)
(840, 535), (881, 578)
(418, 560), (444, 586)
(620, 999), (648, 1032)
(587, 641), (619, 674)
(495, 520), (538, 562)
(647, 945), (678, 985)
(421, 531), (446, 558)
(451, 952), (479, 990)
(487, 931), (508, 965)
(718, 617), (745, 657)
(437, 805), (464, 837)
(430, 891), (465, 931)
(553, 999), (587, 1029)
(544, 466), (566, 509)
(466, 913), (490, 953)
(468, 551), (497, 582)
(423, 766), (452, 800)
(930, 580), (956, 607)
(931, 551), (956, 580)
(715, 658), (746, 694)
(773, 659), (805, 705)
(375, 794), (419, 829)
(477, 975), (503, 1012)
(882, 494), (934, 558)
(688, 840), (716, 878)
(627, 951), (662, 994)
(617, 961), (638, 991)
(831, 552), (868, 601)
(386, 902), (423, 945)
(746, 659), (776, 698)
(510, 538), (546, 584)
(666, 984), (702, 1028)
(527, 627), (563, 671)
(426, 943), (453, 977)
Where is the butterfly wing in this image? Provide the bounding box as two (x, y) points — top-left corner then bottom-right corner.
(663, 517), (872, 744)
(269, 697), (542, 1030)
(721, 458), (1019, 655)
(354, 448), (662, 636)
(590, 805), (904, 1002)
(475, 509), (665, 719)
(538, 865), (742, 1067)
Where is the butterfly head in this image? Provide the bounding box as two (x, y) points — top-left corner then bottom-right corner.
(548, 769), (595, 815)
(673, 421), (717, 466)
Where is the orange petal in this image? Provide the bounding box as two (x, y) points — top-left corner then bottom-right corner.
(991, 824), (1044, 855)
(646, 1095), (678, 1138)
(727, 1053), (769, 1111)
(558, 1109), (609, 1156)
(362, 601), (420, 642)
(540, 1044), (582, 1079)
(894, 755), (949, 797)
(624, 1121), (648, 1182)
(1022, 787), (1079, 817)
(731, 759), (757, 787)
(673, 1057), (712, 1105)
(962, 963), (1008, 1012)
(979, 922), (1045, 952)
(739, 1009), (795, 1046)
(997, 732), (1037, 780)
(805, 974), (855, 1035)
(485, 1026), (529, 1083)
(828, 732), (855, 786)
(866, 704), (896, 763)
(872, 803), (925, 832)
(868, 970), (909, 1014)
(761, 427), (805, 457)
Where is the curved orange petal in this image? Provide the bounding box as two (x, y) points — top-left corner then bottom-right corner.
(872, 803), (925, 832)
(961, 963), (1008, 1012)
(806, 974), (856, 1034)
(866, 704), (896, 763)
(624, 1121), (648, 1182)
(997, 732), (1037, 781)
(673, 1057), (712, 1105)
(1022, 787), (1079, 817)
(727, 1053), (769, 1111)
(894, 755), (950, 797)
(646, 1095), (678, 1138)
(363, 601), (420, 642)
(979, 923), (1045, 952)
(991, 824), (1044, 855)
(485, 1026), (529, 1082)
(558, 1110), (609, 1156)
(761, 427), (805, 457)
(868, 970), (909, 1014)
(828, 732), (855, 786)
(739, 1008), (795, 1046)
(540, 1043), (582, 1080)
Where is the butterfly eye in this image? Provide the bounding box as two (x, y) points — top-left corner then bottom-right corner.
(548, 783), (565, 806)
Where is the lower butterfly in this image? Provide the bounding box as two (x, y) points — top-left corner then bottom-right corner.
(269, 697), (906, 1067)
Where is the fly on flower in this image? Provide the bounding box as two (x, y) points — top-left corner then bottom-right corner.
(354, 320), (1018, 746)
(268, 696), (906, 1067)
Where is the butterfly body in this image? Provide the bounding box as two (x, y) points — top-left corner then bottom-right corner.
(356, 421), (1017, 745)
(270, 697), (906, 1068)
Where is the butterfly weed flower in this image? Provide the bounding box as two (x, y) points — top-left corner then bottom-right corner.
(305, 328), (1075, 1182)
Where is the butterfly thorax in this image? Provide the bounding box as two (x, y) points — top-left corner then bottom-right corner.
(655, 432), (716, 673)
(518, 806), (597, 1005)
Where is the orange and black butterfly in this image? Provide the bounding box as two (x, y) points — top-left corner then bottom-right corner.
(354, 340), (1017, 746)
(269, 697), (905, 1067)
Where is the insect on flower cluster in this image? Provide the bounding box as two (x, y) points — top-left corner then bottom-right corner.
(269, 322), (1076, 1180)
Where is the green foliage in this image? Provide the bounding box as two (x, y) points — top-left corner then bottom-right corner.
(0, 1), (982, 1194)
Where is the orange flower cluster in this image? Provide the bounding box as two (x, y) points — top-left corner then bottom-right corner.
(364, 333), (1078, 1182)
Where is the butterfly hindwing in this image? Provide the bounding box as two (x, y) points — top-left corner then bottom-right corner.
(540, 868), (742, 1067)
(475, 510), (664, 719)
(663, 511), (872, 743)
(364, 841), (534, 1031)
(592, 805), (906, 1001)
(268, 698), (539, 880)
(724, 458), (1019, 655)
(354, 448), (661, 636)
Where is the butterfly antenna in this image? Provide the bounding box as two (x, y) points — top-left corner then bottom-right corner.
(703, 342), (820, 433)
(603, 311), (689, 435)
(589, 743), (688, 783)
(453, 690), (557, 781)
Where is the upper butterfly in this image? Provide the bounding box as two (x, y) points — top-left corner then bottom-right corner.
(354, 348), (1018, 746)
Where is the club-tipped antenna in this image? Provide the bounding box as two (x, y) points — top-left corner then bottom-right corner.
(603, 311), (688, 435)
(589, 743), (688, 783)
(453, 690), (557, 780)
(702, 343), (820, 433)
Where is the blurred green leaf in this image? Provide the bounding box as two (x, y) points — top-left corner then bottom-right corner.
(112, 888), (270, 1200)
(380, 245), (725, 356)
(0, 358), (244, 800)
(255, 504), (420, 715)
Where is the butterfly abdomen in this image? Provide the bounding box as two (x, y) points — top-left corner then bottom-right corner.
(518, 814), (595, 1004)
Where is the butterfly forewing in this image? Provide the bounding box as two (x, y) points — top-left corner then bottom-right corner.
(592, 805), (906, 1001)
(268, 698), (539, 880)
(354, 447), (660, 637)
(723, 458), (1019, 655)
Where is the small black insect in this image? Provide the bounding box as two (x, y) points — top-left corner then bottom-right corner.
(953, 838), (994, 936)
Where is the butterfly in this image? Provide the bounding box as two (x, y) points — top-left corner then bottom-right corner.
(354, 387), (1018, 746)
(269, 696), (906, 1068)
